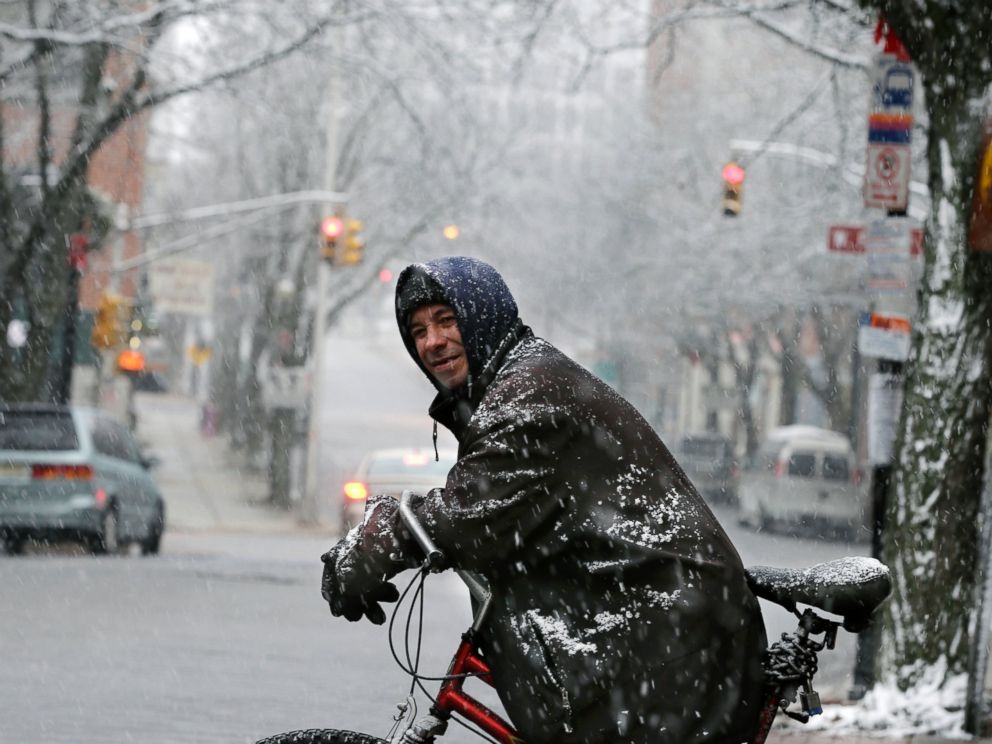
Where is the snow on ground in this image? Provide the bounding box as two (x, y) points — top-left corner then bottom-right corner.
(776, 668), (970, 739)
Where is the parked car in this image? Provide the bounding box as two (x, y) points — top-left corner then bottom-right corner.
(0, 403), (165, 555)
(677, 433), (740, 505)
(340, 447), (457, 534)
(738, 425), (865, 539)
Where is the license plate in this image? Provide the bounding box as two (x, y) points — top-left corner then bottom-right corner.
(0, 463), (29, 480)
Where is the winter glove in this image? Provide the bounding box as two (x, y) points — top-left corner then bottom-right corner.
(321, 542), (400, 625)
(319, 493), (430, 624)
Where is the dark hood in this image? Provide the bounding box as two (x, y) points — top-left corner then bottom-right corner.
(395, 256), (522, 394)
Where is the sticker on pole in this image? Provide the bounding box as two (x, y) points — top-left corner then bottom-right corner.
(868, 371), (904, 465)
(858, 312), (912, 361)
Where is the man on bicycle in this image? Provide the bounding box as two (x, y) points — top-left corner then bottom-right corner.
(321, 256), (766, 743)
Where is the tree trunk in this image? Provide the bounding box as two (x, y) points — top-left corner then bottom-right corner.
(777, 314), (802, 426)
(880, 99), (992, 689)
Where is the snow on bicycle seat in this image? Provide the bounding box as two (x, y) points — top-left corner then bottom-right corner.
(745, 557), (891, 630)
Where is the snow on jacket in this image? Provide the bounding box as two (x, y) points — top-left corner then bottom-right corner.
(333, 257), (766, 743)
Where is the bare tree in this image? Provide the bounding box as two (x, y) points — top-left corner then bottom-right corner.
(0, 0), (338, 401)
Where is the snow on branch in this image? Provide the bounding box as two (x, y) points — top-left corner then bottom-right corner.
(0, 1), (232, 47)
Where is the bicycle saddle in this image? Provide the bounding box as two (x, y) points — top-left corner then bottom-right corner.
(745, 557), (891, 631)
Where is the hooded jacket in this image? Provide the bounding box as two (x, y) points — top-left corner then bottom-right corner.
(335, 257), (765, 744)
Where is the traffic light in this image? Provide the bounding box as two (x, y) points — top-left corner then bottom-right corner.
(339, 219), (365, 266)
(721, 161), (745, 217)
(320, 215), (344, 262)
(91, 293), (128, 350)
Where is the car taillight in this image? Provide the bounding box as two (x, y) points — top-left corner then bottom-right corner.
(32, 464), (93, 480)
(343, 481), (368, 501)
(774, 461), (785, 478)
(853, 468), (862, 485)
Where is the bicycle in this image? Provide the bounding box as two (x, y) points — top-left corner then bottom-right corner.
(257, 491), (891, 744)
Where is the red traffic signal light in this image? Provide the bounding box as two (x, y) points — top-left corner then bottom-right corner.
(722, 162), (745, 186)
(321, 216), (344, 240)
(721, 162), (745, 217)
(320, 216), (344, 261)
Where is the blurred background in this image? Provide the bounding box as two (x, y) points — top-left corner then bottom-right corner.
(2, 1), (976, 741)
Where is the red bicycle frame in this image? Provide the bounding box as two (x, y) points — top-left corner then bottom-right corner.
(430, 630), (781, 744)
(432, 631), (523, 744)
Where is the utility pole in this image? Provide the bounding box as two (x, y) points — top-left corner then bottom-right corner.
(300, 73), (345, 528)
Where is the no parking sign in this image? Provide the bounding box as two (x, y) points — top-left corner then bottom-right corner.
(864, 143), (911, 210)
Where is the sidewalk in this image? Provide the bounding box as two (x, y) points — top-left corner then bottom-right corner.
(132, 392), (322, 535)
(764, 706), (989, 742)
(768, 735), (976, 743)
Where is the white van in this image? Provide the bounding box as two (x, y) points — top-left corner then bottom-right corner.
(738, 425), (866, 538)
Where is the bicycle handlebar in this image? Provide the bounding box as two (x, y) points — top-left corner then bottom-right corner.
(399, 490), (446, 571)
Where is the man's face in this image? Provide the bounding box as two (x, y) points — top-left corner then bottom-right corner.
(409, 304), (469, 390)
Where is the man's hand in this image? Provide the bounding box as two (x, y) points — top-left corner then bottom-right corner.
(321, 546), (399, 625)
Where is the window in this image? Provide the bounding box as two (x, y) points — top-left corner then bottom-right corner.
(681, 437), (722, 458)
(0, 409), (79, 451)
(91, 418), (139, 463)
(822, 455), (850, 481)
(748, 443), (781, 472)
(787, 452), (817, 478)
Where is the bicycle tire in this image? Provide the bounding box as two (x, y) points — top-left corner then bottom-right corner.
(255, 729), (387, 744)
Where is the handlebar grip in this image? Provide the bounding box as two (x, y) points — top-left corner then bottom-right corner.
(399, 490), (445, 571)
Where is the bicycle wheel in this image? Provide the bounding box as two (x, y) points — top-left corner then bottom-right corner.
(255, 729), (387, 744)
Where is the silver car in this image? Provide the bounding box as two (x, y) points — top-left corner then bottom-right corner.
(0, 404), (165, 555)
(340, 448), (456, 534)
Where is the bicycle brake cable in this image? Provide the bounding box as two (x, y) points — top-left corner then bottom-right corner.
(386, 564), (502, 744)
(387, 564), (486, 682)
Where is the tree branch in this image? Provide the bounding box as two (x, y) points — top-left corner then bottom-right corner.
(0, 1), (232, 46)
(742, 11), (868, 69)
(54, 15), (335, 209)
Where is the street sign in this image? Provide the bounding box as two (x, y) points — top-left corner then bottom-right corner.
(827, 225), (864, 253)
(864, 143), (912, 210)
(149, 258), (214, 317)
(865, 218), (919, 293)
(858, 312), (912, 361)
(865, 53), (914, 212)
(868, 113), (912, 144)
(867, 371), (904, 465)
(828, 222), (923, 256)
(187, 344), (213, 367)
(870, 56), (914, 115)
